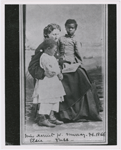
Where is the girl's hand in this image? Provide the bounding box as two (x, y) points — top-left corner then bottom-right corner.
(57, 73), (63, 80)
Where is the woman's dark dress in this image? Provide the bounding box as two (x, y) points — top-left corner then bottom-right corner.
(58, 67), (102, 122)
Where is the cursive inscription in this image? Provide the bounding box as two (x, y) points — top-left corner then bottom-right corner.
(25, 134), (34, 138)
(88, 132), (106, 137)
(30, 138), (43, 143)
(66, 133), (86, 138)
(25, 131), (106, 143)
(36, 133), (55, 137)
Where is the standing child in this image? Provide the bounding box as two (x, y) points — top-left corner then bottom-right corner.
(33, 38), (65, 127)
(58, 19), (83, 67)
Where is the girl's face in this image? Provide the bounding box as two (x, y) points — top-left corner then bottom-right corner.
(48, 29), (60, 42)
(45, 45), (57, 56)
(65, 23), (76, 36)
(50, 45), (57, 56)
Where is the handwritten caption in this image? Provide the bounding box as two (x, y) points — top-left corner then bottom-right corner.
(24, 132), (106, 143)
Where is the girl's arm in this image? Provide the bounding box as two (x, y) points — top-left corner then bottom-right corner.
(44, 68), (56, 78)
(40, 54), (58, 77)
(74, 39), (83, 63)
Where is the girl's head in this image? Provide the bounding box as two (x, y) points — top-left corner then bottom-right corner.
(43, 23), (61, 42)
(65, 19), (78, 36)
(42, 38), (57, 56)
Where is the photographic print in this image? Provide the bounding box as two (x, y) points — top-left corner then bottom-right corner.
(19, 4), (108, 145)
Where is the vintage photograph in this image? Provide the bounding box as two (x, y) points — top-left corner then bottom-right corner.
(20, 4), (107, 145)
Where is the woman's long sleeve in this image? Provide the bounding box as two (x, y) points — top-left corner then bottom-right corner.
(58, 38), (65, 59)
(28, 50), (45, 80)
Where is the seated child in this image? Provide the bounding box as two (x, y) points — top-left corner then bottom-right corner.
(32, 38), (65, 127)
(58, 19), (83, 67)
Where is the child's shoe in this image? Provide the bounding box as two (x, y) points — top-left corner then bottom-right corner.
(31, 103), (39, 119)
(49, 111), (63, 125)
(36, 114), (56, 127)
(38, 119), (56, 127)
(49, 119), (64, 125)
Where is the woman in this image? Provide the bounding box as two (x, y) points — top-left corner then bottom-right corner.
(28, 23), (102, 126)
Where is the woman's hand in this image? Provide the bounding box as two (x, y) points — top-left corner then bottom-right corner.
(59, 58), (71, 68)
(57, 73), (63, 80)
(59, 58), (64, 67)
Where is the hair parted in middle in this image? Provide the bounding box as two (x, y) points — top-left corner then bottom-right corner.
(65, 19), (78, 29)
(43, 23), (61, 38)
(42, 37), (57, 50)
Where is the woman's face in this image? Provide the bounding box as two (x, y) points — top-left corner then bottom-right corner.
(48, 29), (60, 42)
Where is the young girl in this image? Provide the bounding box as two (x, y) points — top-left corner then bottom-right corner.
(58, 19), (83, 66)
(33, 38), (65, 127)
(57, 19), (103, 122)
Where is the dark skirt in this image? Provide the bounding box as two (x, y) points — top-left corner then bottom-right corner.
(58, 67), (102, 122)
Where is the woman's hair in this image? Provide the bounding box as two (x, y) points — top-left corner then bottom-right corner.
(43, 23), (61, 38)
(65, 19), (78, 29)
(42, 37), (57, 50)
